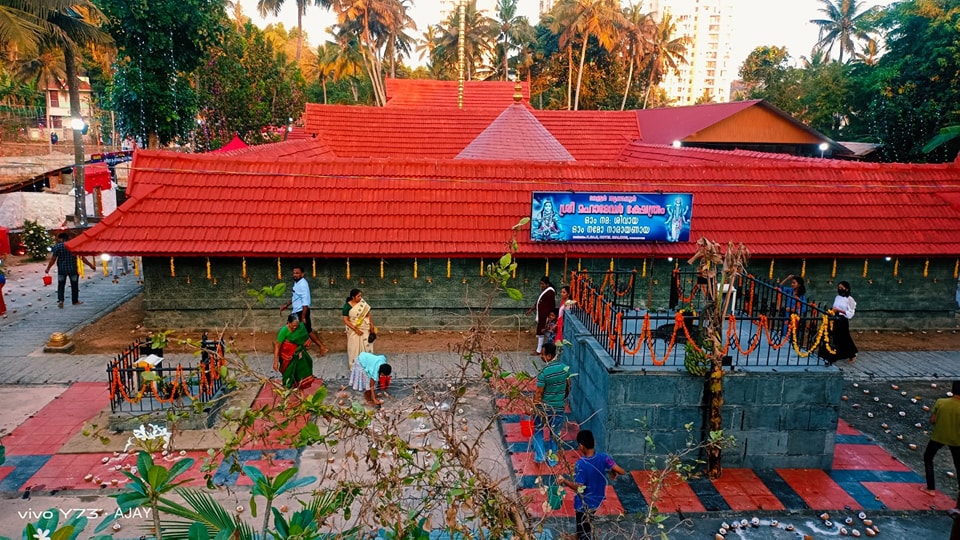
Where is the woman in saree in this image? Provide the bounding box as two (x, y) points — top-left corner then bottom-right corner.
(343, 288), (374, 370)
(273, 313), (315, 389)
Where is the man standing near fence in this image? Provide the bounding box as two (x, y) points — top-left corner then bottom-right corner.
(45, 232), (94, 308)
(281, 265), (327, 355)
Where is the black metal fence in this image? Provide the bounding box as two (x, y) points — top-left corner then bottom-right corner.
(570, 270), (834, 369)
(107, 333), (227, 413)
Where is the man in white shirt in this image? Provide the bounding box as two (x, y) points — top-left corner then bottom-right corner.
(281, 266), (327, 355)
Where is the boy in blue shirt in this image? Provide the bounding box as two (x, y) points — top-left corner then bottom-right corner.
(559, 429), (626, 540)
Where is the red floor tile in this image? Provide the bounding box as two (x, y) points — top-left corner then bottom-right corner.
(522, 484), (624, 518)
(837, 418), (861, 436)
(711, 469), (786, 511)
(0, 465), (13, 484)
(512, 449), (581, 476)
(631, 471), (706, 513)
(832, 444), (912, 471)
(862, 482), (957, 511)
(3, 383), (109, 455)
(776, 469), (862, 510)
(25, 451), (210, 491)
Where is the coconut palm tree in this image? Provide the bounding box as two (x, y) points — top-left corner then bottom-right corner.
(639, 12), (687, 109)
(489, 0), (535, 81)
(619, 3), (652, 110)
(313, 41), (338, 103)
(433, 0), (494, 83)
(569, 0), (624, 110)
(544, 0), (580, 109)
(810, 0), (880, 64)
(383, 0), (415, 79)
(331, 0), (401, 106)
(258, 0), (329, 62)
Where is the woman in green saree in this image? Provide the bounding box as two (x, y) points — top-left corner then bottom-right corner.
(273, 314), (315, 389)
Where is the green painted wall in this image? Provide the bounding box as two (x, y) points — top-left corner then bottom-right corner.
(142, 256), (959, 331)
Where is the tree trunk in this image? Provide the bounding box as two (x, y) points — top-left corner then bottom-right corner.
(574, 35), (589, 111)
(295, 7), (303, 62)
(566, 45), (572, 110)
(322, 79), (328, 104)
(642, 53), (658, 109)
(621, 58), (634, 111)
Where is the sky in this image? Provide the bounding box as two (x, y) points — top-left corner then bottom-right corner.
(238, 0), (895, 69)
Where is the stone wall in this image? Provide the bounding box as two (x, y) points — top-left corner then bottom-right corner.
(560, 314), (844, 471)
(141, 256), (959, 331)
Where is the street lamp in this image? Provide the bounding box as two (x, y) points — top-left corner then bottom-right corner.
(70, 117), (88, 226)
(818, 142), (829, 159)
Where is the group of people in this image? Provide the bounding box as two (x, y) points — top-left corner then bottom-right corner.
(527, 276), (576, 355)
(272, 271), (390, 403)
(777, 273), (859, 364)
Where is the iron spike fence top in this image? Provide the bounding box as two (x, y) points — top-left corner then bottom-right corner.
(571, 268), (836, 369)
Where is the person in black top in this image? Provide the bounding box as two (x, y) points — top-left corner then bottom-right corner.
(45, 232), (94, 308)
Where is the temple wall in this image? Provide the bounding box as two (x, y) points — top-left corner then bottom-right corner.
(140, 256), (959, 331)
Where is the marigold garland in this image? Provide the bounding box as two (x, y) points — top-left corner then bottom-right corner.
(101, 256), (108, 276)
(110, 352), (226, 406)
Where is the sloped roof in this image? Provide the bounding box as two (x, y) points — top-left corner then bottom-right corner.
(636, 100), (839, 150)
(618, 142), (818, 164)
(302, 104), (638, 161)
(385, 78), (530, 108)
(210, 134), (248, 153)
(456, 104), (574, 161)
(69, 150), (960, 259)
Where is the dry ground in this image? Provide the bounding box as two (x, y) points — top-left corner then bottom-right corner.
(70, 293), (960, 355)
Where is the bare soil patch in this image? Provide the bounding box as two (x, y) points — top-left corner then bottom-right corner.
(70, 293), (960, 355)
(70, 294), (534, 355)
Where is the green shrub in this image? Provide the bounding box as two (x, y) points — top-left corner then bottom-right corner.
(21, 220), (51, 261)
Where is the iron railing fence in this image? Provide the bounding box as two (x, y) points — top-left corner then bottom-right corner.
(570, 270), (835, 369)
(107, 334), (226, 413)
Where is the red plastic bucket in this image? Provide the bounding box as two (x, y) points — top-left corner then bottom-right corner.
(43, 275), (52, 286)
(520, 415), (534, 437)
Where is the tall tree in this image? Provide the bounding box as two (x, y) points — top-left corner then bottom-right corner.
(490, 0), (535, 81)
(569, 0), (624, 110)
(639, 12), (687, 109)
(98, 0), (224, 147)
(618, 3), (651, 110)
(331, 0), (405, 106)
(257, 0), (326, 62)
(810, 0), (881, 64)
(432, 0), (493, 84)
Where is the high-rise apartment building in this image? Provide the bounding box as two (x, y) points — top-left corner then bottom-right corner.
(647, 0), (734, 106)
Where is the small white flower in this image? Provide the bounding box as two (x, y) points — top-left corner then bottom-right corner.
(34, 529), (52, 540)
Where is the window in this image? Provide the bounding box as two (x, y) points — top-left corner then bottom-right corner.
(49, 91), (59, 108)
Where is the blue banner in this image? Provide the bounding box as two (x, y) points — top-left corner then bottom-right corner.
(530, 192), (693, 242)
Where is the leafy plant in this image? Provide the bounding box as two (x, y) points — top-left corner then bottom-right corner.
(683, 340), (710, 377)
(243, 465), (317, 539)
(151, 329), (176, 350)
(247, 282), (287, 303)
(21, 220), (51, 261)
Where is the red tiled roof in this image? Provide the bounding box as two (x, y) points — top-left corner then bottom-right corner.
(209, 134), (248, 153)
(456, 104), (574, 161)
(618, 142), (818, 164)
(302, 104), (638, 161)
(385, 78), (530, 108)
(636, 100), (834, 148)
(70, 151), (960, 259)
